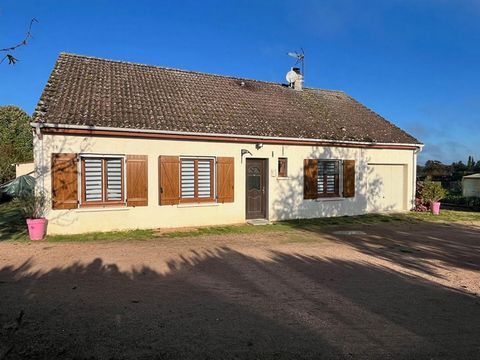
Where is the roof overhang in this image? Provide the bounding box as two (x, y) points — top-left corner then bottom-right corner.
(31, 122), (424, 150)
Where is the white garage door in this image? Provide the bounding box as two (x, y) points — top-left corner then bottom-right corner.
(368, 164), (407, 212)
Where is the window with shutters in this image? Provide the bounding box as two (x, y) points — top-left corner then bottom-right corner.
(317, 160), (340, 197)
(81, 156), (125, 206)
(180, 157), (215, 203)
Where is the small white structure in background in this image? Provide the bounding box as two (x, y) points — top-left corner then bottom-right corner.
(462, 173), (480, 197)
(15, 162), (34, 178)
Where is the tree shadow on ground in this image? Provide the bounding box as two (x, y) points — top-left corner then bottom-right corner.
(1, 247), (479, 359)
(295, 219), (480, 277)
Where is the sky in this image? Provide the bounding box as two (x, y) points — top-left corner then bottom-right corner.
(1, 0), (479, 165)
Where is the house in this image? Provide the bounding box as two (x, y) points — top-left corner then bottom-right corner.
(15, 161), (35, 177)
(32, 53), (423, 235)
(462, 174), (480, 197)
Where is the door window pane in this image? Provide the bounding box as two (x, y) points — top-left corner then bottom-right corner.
(248, 175), (261, 191)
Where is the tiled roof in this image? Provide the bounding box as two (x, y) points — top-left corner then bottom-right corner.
(33, 53), (421, 144)
(463, 173), (480, 179)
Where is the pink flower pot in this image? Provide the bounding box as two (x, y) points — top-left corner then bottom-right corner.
(26, 218), (47, 241)
(431, 202), (441, 215)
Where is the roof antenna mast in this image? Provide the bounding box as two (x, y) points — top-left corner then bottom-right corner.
(287, 48), (305, 78)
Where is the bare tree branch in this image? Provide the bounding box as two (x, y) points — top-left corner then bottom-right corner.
(0, 18), (38, 65)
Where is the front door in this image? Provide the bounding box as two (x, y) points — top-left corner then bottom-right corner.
(246, 159), (267, 219)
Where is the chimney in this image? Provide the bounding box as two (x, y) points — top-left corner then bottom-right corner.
(294, 77), (304, 91)
(286, 67), (304, 91)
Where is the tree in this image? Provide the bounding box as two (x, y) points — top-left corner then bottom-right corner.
(0, 106), (33, 184)
(475, 161), (480, 173)
(467, 155), (475, 170)
(1, 18), (37, 65)
(422, 160), (451, 178)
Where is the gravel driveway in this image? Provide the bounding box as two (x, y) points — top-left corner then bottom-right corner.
(1, 221), (479, 359)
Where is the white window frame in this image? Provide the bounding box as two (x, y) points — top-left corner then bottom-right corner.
(78, 153), (127, 207)
(179, 156), (216, 203)
(316, 159), (344, 198)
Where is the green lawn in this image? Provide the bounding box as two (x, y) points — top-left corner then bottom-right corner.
(47, 229), (156, 243)
(1, 201), (479, 243)
(400, 210), (480, 223)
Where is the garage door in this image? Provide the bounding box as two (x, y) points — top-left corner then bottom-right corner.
(368, 164), (406, 212)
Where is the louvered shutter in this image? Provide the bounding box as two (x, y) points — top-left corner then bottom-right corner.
(159, 156), (180, 205)
(343, 160), (356, 198)
(304, 159), (318, 199)
(217, 157), (234, 203)
(52, 153), (78, 209)
(126, 155), (148, 206)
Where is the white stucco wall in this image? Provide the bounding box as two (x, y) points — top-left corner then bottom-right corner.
(34, 133), (417, 234)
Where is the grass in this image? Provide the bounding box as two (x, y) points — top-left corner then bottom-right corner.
(163, 223), (292, 238)
(401, 210), (480, 223)
(46, 229), (156, 242)
(1, 201), (479, 243)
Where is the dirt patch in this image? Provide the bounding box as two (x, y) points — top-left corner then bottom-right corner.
(1, 221), (479, 359)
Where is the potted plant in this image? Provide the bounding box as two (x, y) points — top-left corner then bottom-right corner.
(16, 191), (47, 240)
(421, 179), (447, 215)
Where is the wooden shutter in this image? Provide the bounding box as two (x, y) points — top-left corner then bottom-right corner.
(304, 159), (318, 199)
(52, 153), (78, 209)
(343, 160), (356, 198)
(126, 155), (148, 206)
(217, 157), (234, 203)
(159, 156), (180, 205)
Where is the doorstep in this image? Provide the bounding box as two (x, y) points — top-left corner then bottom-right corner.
(246, 219), (271, 226)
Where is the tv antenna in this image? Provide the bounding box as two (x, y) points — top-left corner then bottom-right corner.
(287, 48), (305, 76)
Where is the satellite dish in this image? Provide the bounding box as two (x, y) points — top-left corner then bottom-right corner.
(286, 69), (299, 84)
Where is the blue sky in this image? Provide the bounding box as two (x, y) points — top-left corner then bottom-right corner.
(1, 0), (479, 164)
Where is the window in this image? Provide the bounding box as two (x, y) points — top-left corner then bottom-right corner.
(317, 160), (340, 197)
(180, 158), (214, 202)
(81, 157), (124, 206)
(278, 158), (288, 177)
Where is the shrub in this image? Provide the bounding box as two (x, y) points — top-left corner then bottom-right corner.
(443, 194), (480, 209)
(413, 197), (429, 212)
(14, 191), (46, 219)
(421, 180), (448, 204)
(413, 181), (429, 211)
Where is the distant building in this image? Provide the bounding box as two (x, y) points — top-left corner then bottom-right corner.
(462, 174), (480, 197)
(15, 162), (34, 178)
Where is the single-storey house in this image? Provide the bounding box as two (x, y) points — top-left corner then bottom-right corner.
(15, 161), (35, 178)
(462, 174), (480, 197)
(32, 53), (422, 235)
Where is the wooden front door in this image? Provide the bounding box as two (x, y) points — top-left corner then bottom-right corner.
(246, 159), (267, 219)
